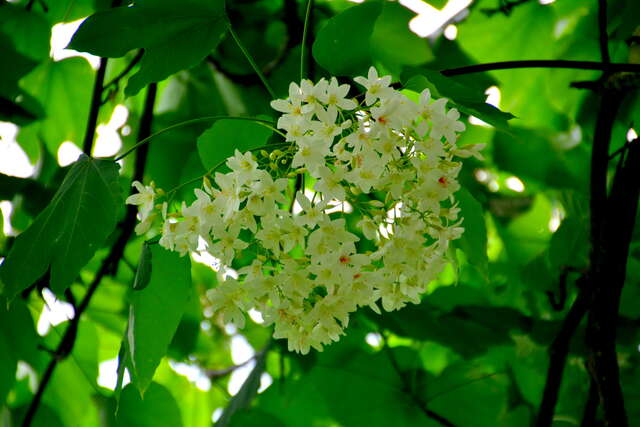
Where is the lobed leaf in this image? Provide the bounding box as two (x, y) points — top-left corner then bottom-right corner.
(0, 155), (122, 297)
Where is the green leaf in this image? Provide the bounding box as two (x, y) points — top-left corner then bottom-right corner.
(117, 382), (183, 427)
(197, 119), (273, 170)
(0, 33), (38, 99)
(43, 321), (101, 426)
(69, 0), (229, 96)
(455, 188), (489, 280)
(18, 58), (94, 155)
(133, 241), (153, 291)
(0, 298), (40, 366)
(370, 2), (433, 70)
(127, 245), (192, 396)
(404, 72), (515, 129)
(218, 348), (268, 427)
(312, 1), (382, 76)
(0, 5), (51, 61)
(0, 155), (122, 297)
(0, 329), (16, 406)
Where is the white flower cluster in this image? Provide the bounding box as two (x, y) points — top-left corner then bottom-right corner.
(127, 67), (483, 354)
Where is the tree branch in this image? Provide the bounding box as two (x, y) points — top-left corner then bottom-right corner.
(586, 140), (640, 426)
(440, 60), (640, 76)
(535, 280), (590, 427)
(20, 84), (157, 427)
(82, 57), (109, 154)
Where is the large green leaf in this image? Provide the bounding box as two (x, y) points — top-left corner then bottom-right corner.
(69, 0), (229, 95)
(17, 58), (94, 155)
(0, 5), (50, 61)
(370, 2), (433, 70)
(117, 382), (183, 427)
(0, 155), (122, 297)
(197, 119), (273, 170)
(127, 245), (192, 396)
(312, 1), (382, 76)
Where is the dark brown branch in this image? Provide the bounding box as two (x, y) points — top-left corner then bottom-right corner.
(586, 140), (640, 426)
(580, 378), (600, 426)
(20, 84), (157, 427)
(440, 60), (640, 76)
(535, 282), (590, 427)
(82, 57), (109, 154)
(545, 267), (579, 311)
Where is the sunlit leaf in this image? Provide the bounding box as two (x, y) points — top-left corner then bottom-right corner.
(312, 1), (382, 76)
(127, 245), (192, 396)
(17, 58), (94, 155)
(197, 119), (273, 170)
(117, 382), (183, 427)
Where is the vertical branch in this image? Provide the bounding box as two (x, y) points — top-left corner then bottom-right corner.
(82, 57), (109, 154)
(535, 285), (590, 426)
(597, 0), (610, 65)
(586, 140), (640, 426)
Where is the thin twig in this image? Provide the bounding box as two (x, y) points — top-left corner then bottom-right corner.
(300, 0), (313, 81)
(535, 283), (590, 426)
(440, 60), (640, 76)
(82, 57), (109, 154)
(114, 116), (278, 161)
(228, 25), (276, 99)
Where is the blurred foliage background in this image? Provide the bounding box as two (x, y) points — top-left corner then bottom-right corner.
(0, 0), (639, 425)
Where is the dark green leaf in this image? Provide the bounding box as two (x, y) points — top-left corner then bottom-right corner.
(197, 119), (273, 170)
(0, 33), (38, 99)
(127, 245), (192, 395)
(117, 382), (183, 427)
(0, 328), (16, 406)
(455, 188), (489, 280)
(312, 1), (382, 76)
(0, 155), (122, 297)
(0, 5), (51, 61)
(218, 348), (268, 427)
(133, 241), (153, 291)
(69, 0), (229, 95)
